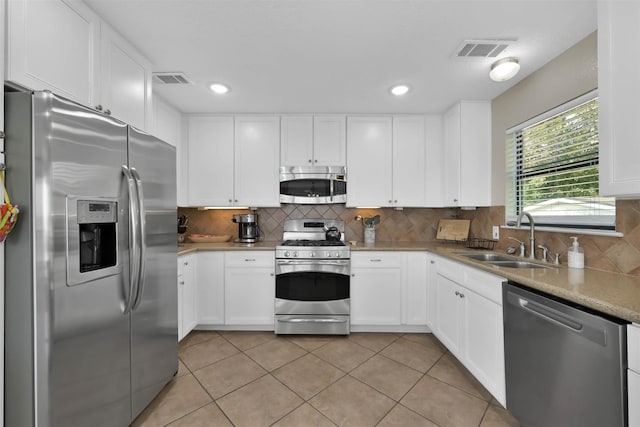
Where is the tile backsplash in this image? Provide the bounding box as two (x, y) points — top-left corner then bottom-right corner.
(178, 199), (640, 276)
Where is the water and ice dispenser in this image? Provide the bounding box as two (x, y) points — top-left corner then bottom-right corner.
(67, 197), (121, 286)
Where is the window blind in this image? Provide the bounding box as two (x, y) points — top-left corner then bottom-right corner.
(506, 92), (615, 229)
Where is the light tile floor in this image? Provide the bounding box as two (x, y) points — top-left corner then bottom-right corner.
(133, 331), (520, 427)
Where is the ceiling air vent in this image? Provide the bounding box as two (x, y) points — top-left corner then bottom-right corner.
(152, 72), (193, 85)
(456, 40), (512, 58)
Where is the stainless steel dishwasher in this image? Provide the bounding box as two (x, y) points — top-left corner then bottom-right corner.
(503, 282), (628, 427)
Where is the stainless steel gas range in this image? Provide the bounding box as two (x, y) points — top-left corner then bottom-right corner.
(275, 219), (350, 335)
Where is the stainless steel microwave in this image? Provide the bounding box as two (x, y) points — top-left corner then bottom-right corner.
(279, 166), (347, 204)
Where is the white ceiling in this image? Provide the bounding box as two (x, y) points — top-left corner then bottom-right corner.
(84, 0), (597, 114)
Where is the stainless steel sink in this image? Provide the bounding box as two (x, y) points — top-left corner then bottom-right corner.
(487, 260), (549, 269)
(459, 253), (514, 262)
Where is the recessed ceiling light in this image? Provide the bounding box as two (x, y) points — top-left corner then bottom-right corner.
(489, 57), (520, 82)
(209, 83), (230, 94)
(390, 84), (410, 96)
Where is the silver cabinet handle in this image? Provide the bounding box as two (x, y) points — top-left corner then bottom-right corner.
(314, 159), (318, 163)
(245, 258), (256, 262)
(459, 293), (465, 298)
(105, 109), (111, 115)
(430, 260), (435, 264)
(179, 280), (185, 285)
(184, 261), (189, 266)
(270, 273), (274, 276)
(308, 159), (312, 163)
(351, 274), (355, 277)
(455, 291), (460, 296)
(95, 104), (103, 111)
(229, 199), (233, 203)
(370, 259), (382, 262)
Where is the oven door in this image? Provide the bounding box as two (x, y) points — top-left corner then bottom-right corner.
(275, 259), (350, 315)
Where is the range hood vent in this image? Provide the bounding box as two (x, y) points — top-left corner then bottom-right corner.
(152, 72), (193, 85)
(456, 40), (513, 58)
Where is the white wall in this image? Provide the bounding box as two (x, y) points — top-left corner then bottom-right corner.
(491, 31), (598, 206)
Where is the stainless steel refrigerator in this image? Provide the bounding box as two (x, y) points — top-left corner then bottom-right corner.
(4, 89), (178, 426)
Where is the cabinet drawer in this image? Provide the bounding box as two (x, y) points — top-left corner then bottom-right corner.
(437, 257), (464, 283)
(629, 323), (640, 373)
(352, 252), (401, 268)
(462, 267), (504, 305)
(630, 369), (640, 427)
(225, 251), (274, 267)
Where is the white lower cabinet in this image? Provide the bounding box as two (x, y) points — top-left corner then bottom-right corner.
(434, 257), (506, 406)
(177, 253), (197, 341)
(351, 252), (403, 325)
(350, 251), (427, 331)
(629, 324), (640, 427)
(195, 252), (225, 325)
(224, 252), (275, 326)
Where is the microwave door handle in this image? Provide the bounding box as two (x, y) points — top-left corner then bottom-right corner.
(131, 167), (147, 311)
(330, 178), (334, 202)
(122, 165), (139, 315)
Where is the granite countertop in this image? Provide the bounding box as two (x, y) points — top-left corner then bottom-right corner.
(178, 240), (640, 324)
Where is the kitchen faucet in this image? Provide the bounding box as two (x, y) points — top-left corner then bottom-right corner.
(516, 211), (536, 259)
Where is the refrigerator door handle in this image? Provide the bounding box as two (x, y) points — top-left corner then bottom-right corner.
(122, 165), (140, 314)
(131, 167), (147, 310)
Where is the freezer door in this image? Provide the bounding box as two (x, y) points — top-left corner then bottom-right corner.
(4, 91), (133, 426)
(127, 126), (178, 419)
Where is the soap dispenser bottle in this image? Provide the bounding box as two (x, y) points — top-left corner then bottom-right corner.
(567, 236), (584, 269)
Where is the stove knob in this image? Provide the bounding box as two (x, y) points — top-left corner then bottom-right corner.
(326, 251), (332, 258)
(334, 252), (341, 258)
(284, 251), (290, 258)
(293, 252), (299, 257)
(310, 251), (315, 257)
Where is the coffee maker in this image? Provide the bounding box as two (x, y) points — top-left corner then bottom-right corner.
(232, 213), (260, 243)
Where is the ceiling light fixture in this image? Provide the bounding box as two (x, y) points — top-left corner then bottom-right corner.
(390, 84), (410, 96)
(209, 83), (230, 94)
(489, 57), (520, 82)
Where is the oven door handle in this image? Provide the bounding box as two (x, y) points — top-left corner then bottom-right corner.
(278, 318), (348, 323)
(276, 260), (350, 266)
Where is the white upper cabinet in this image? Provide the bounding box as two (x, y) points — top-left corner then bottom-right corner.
(234, 116), (281, 207)
(280, 115), (346, 166)
(392, 116), (426, 207)
(99, 24), (152, 131)
(425, 115), (444, 206)
(346, 116), (394, 207)
(6, 0), (153, 131)
(185, 115), (279, 207)
(598, 0), (640, 197)
(443, 101), (491, 207)
(153, 96), (184, 204)
(7, 0), (99, 105)
(347, 116), (428, 207)
(186, 116), (235, 206)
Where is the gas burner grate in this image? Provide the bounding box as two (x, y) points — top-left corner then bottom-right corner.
(281, 239), (346, 247)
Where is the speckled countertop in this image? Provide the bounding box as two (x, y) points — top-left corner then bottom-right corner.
(178, 240), (640, 324)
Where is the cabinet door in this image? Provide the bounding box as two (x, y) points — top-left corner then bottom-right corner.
(459, 101), (491, 207)
(224, 252), (275, 325)
(281, 116), (313, 165)
(351, 253), (402, 325)
(234, 116), (280, 207)
(313, 115), (346, 166)
(100, 24), (152, 131)
(7, 0), (99, 106)
(346, 117), (393, 207)
(434, 274), (462, 356)
(393, 116), (426, 207)
(630, 370), (640, 427)
(178, 254), (197, 340)
(154, 97), (185, 205)
(196, 252), (224, 325)
(186, 116), (234, 206)
(425, 254), (438, 330)
(598, 1), (640, 197)
(404, 252), (427, 325)
(443, 104), (461, 206)
(425, 115), (444, 207)
(462, 289), (505, 406)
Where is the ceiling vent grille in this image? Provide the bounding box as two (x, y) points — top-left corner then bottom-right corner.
(152, 72), (194, 85)
(456, 40), (512, 58)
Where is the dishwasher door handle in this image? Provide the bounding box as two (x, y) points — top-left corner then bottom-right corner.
(518, 298), (583, 331)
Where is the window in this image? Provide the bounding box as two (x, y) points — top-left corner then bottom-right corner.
(506, 91), (616, 230)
